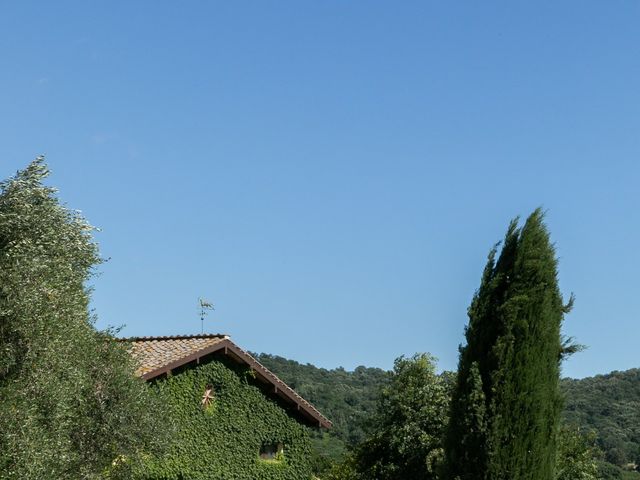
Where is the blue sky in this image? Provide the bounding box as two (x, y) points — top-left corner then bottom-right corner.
(1, 2), (638, 379)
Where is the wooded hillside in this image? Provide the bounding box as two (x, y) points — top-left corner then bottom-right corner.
(255, 354), (390, 464)
(256, 353), (640, 476)
(563, 369), (640, 468)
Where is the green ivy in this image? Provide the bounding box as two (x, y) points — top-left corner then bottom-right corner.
(135, 356), (314, 480)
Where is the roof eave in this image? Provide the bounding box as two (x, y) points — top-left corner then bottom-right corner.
(138, 338), (332, 429)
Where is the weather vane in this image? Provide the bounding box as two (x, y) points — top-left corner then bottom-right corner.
(199, 298), (214, 334)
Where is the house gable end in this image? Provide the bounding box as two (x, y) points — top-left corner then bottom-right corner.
(120, 334), (332, 429)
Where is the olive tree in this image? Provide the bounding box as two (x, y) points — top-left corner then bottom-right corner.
(0, 158), (166, 479)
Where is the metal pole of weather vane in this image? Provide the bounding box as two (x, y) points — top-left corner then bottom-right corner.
(199, 298), (214, 334)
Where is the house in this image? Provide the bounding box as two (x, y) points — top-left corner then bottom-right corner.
(121, 334), (331, 480)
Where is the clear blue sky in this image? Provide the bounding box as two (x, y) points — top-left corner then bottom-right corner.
(1, 2), (638, 379)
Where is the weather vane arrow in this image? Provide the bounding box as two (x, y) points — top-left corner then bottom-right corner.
(199, 298), (215, 334)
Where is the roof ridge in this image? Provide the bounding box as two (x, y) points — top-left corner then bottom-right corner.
(117, 333), (229, 342)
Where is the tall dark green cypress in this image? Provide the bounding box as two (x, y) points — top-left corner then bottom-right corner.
(445, 209), (569, 480)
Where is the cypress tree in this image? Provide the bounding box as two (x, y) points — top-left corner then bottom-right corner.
(445, 209), (570, 480)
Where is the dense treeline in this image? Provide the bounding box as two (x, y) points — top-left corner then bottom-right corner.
(257, 356), (640, 477)
(255, 353), (391, 465)
(562, 369), (640, 468)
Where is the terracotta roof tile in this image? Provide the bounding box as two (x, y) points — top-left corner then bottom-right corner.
(123, 334), (228, 377)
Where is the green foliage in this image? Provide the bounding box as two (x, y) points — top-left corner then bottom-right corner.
(562, 369), (640, 468)
(138, 356), (314, 480)
(349, 353), (450, 480)
(0, 159), (167, 479)
(256, 354), (391, 446)
(324, 454), (362, 480)
(444, 361), (488, 478)
(555, 425), (599, 480)
(260, 351), (640, 479)
(255, 353), (391, 472)
(446, 210), (568, 480)
(597, 461), (625, 479)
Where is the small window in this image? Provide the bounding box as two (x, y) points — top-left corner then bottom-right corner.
(259, 443), (284, 460)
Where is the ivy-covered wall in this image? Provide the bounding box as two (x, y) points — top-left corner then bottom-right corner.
(137, 355), (314, 480)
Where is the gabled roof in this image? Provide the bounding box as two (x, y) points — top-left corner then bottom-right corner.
(120, 334), (332, 429)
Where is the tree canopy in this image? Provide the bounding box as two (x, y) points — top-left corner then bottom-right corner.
(327, 353), (451, 480)
(0, 158), (166, 479)
(445, 210), (569, 480)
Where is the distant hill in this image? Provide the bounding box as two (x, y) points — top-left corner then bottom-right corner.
(562, 369), (640, 467)
(254, 353), (390, 461)
(256, 353), (640, 474)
